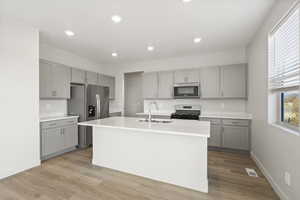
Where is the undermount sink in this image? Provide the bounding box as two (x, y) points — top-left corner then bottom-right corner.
(139, 119), (173, 124)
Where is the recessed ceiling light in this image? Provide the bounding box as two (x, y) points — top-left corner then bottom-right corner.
(112, 52), (118, 57)
(147, 46), (155, 51)
(64, 30), (75, 37)
(112, 15), (122, 23)
(183, 0), (192, 3)
(194, 37), (202, 43)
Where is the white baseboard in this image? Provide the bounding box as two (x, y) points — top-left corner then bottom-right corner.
(251, 152), (289, 200)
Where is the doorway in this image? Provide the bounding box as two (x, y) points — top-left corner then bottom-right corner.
(124, 72), (144, 117)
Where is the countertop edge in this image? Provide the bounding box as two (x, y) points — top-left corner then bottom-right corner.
(78, 122), (210, 138)
(40, 116), (79, 123)
(136, 112), (252, 120)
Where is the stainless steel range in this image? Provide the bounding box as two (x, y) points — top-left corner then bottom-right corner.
(171, 105), (201, 120)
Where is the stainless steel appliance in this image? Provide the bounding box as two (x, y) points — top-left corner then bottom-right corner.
(171, 105), (201, 120)
(68, 84), (109, 148)
(173, 83), (200, 99)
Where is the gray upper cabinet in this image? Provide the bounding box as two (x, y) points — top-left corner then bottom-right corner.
(99, 74), (116, 99)
(221, 64), (247, 98)
(86, 71), (98, 85)
(40, 59), (71, 99)
(52, 64), (71, 99)
(174, 69), (199, 84)
(143, 72), (158, 99)
(40, 60), (52, 98)
(71, 68), (86, 84)
(200, 67), (220, 98)
(158, 71), (174, 99)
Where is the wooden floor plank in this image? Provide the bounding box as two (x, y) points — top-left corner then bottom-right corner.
(0, 149), (279, 200)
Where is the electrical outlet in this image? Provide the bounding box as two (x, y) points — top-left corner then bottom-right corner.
(284, 172), (291, 186)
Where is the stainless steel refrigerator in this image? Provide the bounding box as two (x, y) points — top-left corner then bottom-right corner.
(68, 84), (109, 148)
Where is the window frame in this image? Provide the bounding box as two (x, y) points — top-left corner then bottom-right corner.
(276, 91), (300, 132)
(268, 1), (300, 134)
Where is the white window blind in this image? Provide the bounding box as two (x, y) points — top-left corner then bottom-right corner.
(269, 7), (300, 91)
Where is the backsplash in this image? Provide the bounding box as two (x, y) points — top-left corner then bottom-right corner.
(40, 100), (68, 118)
(144, 99), (247, 113)
(40, 99), (121, 118)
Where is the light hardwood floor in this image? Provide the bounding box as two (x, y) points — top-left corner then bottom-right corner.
(0, 148), (279, 200)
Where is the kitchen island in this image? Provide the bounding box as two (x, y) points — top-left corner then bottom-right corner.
(78, 117), (210, 193)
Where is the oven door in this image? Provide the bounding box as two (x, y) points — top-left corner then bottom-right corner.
(173, 85), (200, 98)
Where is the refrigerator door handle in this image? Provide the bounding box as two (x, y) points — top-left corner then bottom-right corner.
(96, 94), (101, 119)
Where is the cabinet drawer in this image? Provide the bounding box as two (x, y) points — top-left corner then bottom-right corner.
(200, 118), (221, 125)
(41, 121), (61, 129)
(60, 118), (78, 127)
(41, 118), (78, 129)
(222, 119), (249, 127)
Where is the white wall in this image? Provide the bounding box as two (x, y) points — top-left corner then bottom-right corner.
(247, 0), (300, 199)
(113, 48), (248, 113)
(39, 44), (120, 117)
(0, 22), (40, 179)
(40, 43), (114, 76)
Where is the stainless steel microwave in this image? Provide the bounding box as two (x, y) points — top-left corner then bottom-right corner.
(173, 83), (200, 99)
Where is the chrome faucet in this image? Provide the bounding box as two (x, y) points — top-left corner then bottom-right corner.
(148, 101), (158, 122)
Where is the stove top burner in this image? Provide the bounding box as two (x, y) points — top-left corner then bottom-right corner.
(170, 113), (200, 120)
(170, 109), (201, 120)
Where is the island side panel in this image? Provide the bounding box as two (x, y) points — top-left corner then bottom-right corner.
(92, 126), (208, 193)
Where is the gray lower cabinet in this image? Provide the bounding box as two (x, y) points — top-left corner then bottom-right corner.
(143, 72), (158, 99)
(222, 126), (249, 150)
(208, 125), (222, 147)
(63, 125), (78, 149)
(42, 128), (65, 156)
(40, 59), (71, 99)
(41, 118), (78, 160)
(71, 68), (86, 84)
(200, 118), (250, 151)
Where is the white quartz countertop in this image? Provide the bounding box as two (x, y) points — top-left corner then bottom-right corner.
(40, 115), (79, 122)
(200, 112), (252, 120)
(136, 112), (171, 116)
(136, 112), (252, 120)
(78, 116), (210, 138)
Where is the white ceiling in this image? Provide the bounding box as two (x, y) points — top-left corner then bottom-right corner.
(1, 0), (275, 64)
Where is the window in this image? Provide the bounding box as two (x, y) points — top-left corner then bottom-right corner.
(269, 3), (300, 132)
(281, 91), (300, 128)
